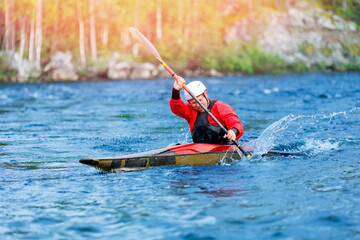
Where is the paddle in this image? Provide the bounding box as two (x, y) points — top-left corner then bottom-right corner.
(129, 27), (251, 158)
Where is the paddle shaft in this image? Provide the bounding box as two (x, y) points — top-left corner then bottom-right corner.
(161, 62), (251, 158)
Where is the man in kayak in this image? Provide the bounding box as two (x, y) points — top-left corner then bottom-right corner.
(170, 77), (243, 144)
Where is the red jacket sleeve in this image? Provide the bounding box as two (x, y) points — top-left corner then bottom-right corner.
(210, 101), (243, 139)
(169, 98), (197, 131)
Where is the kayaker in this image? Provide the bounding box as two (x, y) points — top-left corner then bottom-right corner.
(170, 77), (243, 144)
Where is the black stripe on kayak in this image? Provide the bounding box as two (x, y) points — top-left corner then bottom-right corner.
(149, 155), (176, 166)
(125, 158), (147, 168)
(110, 159), (123, 169)
(122, 156), (177, 167)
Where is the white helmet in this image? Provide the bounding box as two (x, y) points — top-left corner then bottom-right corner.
(184, 81), (207, 100)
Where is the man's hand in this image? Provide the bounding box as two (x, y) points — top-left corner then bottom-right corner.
(224, 130), (236, 141)
(173, 76), (186, 90)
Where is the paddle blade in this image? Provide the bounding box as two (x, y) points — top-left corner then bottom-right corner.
(129, 27), (163, 63)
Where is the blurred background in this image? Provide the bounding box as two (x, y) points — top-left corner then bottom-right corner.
(1, 0), (359, 83)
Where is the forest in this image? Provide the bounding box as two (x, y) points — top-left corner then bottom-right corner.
(0, 0), (359, 82)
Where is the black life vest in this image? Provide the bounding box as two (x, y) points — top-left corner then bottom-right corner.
(191, 100), (232, 145)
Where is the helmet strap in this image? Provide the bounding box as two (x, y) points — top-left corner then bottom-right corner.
(202, 93), (210, 108)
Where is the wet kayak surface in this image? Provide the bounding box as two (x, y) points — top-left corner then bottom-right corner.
(1, 72), (360, 239)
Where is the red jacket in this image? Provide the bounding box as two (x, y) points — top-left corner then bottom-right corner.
(169, 98), (243, 139)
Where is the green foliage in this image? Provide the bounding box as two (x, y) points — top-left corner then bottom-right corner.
(321, 47), (333, 57)
(0, 68), (5, 84)
(0, 54), (7, 68)
(287, 61), (310, 73)
(321, 0), (360, 25)
(342, 56), (360, 71)
(0, 69), (18, 83)
(299, 42), (316, 56)
(348, 43), (360, 55)
(199, 43), (288, 74)
(88, 56), (111, 72)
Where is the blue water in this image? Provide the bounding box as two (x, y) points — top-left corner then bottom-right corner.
(1, 72), (360, 239)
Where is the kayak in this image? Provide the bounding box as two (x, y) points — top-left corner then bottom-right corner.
(79, 143), (299, 172)
(79, 143), (244, 172)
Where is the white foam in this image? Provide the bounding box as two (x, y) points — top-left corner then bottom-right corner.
(264, 89), (271, 94)
(263, 87), (280, 94)
(246, 106), (357, 157)
(303, 138), (340, 153)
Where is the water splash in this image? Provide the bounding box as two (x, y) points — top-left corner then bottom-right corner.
(246, 114), (303, 157)
(219, 149), (242, 165)
(246, 106), (360, 158)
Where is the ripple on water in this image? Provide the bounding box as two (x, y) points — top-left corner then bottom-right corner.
(0, 73), (360, 239)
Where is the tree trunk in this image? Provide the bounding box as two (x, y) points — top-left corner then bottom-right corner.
(184, 0), (190, 45)
(312, 0), (317, 18)
(274, 0), (281, 10)
(89, 0), (97, 61)
(35, 0), (43, 71)
(156, 0), (162, 39)
(3, 0), (12, 51)
(120, 25), (131, 52)
(19, 16), (27, 66)
(178, 0), (184, 35)
(285, 0), (291, 9)
(119, 8), (129, 51)
(176, 0), (184, 45)
(28, 9), (35, 61)
(101, 26), (108, 48)
(193, 0), (199, 37)
(77, 0), (86, 68)
(101, 0), (109, 48)
(247, 0), (253, 18)
(342, 0), (347, 11)
(132, 0), (139, 57)
(50, 0), (59, 55)
(10, 0), (15, 51)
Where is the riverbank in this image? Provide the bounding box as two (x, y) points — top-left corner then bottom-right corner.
(1, 1), (359, 84)
(1, 49), (359, 84)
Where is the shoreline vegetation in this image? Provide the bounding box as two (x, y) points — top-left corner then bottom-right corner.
(0, 0), (359, 84)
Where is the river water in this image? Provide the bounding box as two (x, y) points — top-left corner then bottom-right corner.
(1, 72), (359, 239)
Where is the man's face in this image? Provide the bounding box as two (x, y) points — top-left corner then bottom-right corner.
(188, 93), (208, 113)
